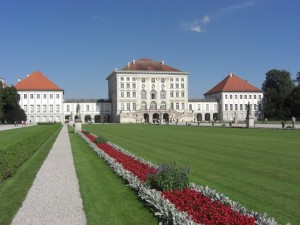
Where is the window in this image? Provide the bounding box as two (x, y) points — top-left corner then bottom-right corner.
(206, 104), (209, 111)
(161, 78), (165, 83)
(235, 95), (237, 99)
(198, 104), (201, 110)
(126, 92), (130, 98)
(230, 104), (233, 110)
(132, 92), (136, 98)
(181, 78), (184, 82)
(225, 95), (227, 99)
(120, 77), (124, 81)
(86, 105), (90, 111)
(50, 94), (53, 99)
(43, 105), (47, 112)
(225, 104), (228, 110)
(126, 83), (130, 88)
(30, 94), (34, 99)
(181, 84), (184, 88)
(249, 95), (252, 99)
(121, 92), (124, 98)
(30, 105), (34, 113)
(23, 105), (27, 112)
(67, 105), (70, 112)
(132, 83), (136, 88)
(189, 104), (193, 110)
(245, 104), (248, 110)
(127, 103), (130, 110)
(126, 77), (130, 81)
(235, 104), (238, 110)
(141, 101), (147, 110)
(150, 101), (157, 110)
(170, 92), (174, 97)
(56, 94), (59, 99)
(37, 105), (41, 113)
(151, 78), (155, 83)
(240, 95), (243, 99)
(171, 103), (174, 109)
(133, 103), (136, 110)
(254, 104), (257, 110)
(56, 105), (60, 113)
(176, 92), (179, 98)
(160, 90), (166, 99)
(254, 95), (256, 99)
(121, 103), (125, 110)
(43, 94), (47, 99)
(151, 91), (156, 99)
(244, 95), (247, 99)
(182, 103), (185, 110)
(259, 95), (262, 100)
(49, 105), (53, 112)
(24, 94), (27, 99)
(230, 95), (232, 99)
(176, 78), (179, 82)
(170, 84), (173, 88)
(170, 78), (173, 82)
(181, 92), (185, 97)
(141, 90), (146, 99)
(160, 101), (166, 109)
(176, 103), (179, 110)
(240, 104), (243, 110)
(120, 83), (124, 88)
(176, 83), (179, 88)
(37, 94), (40, 99)
(132, 77), (136, 81)
(141, 78), (145, 82)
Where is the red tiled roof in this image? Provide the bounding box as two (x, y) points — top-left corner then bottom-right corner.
(122, 59), (181, 72)
(14, 71), (63, 91)
(205, 73), (261, 95)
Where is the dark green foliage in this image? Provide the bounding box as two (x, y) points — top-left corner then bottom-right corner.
(37, 122), (60, 125)
(82, 129), (90, 135)
(146, 162), (190, 192)
(262, 69), (294, 118)
(0, 124), (61, 184)
(94, 136), (107, 144)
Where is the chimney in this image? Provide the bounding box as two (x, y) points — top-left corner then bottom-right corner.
(127, 61), (130, 67)
(229, 73), (233, 77)
(132, 59), (136, 64)
(161, 60), (165, 65)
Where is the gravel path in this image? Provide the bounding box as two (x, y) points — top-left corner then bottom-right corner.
(11, 125), (87, 225)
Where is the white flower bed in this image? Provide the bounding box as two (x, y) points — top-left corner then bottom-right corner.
(77, 131), (280, 225)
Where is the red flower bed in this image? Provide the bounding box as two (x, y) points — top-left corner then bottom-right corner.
(162, 189), (255, 225)
(97, 143), (157, 182)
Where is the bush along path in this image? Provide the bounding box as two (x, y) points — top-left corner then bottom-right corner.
(79, 130), (279, 225)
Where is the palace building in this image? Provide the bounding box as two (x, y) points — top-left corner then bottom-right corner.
(12, 58), (263, 123)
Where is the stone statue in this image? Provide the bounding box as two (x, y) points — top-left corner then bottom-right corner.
(76, 104), (81, 120)
(246, 102), (251, 119)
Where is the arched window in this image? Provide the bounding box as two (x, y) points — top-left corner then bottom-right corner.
(141, 101), (147, 110)
(160, 90), (166, 99)
(170, 92), (174, 98)
(176, 92), (179, 98)
(181, 91), (185, 97)
(150, 101), (157, 110)
(141, 90), (146, 99)
(160, 101), (166, 110)
(150, 90), (156, 100)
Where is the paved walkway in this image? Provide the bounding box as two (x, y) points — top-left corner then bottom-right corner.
(11, 125), (87, 225)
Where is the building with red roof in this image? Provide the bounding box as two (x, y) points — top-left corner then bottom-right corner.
(15, 71), (64, 123)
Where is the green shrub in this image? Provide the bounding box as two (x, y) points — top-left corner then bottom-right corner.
(146, 162), (190, 192)
(94, 136), (107, 144)
(82, 129), (90, 135)
(0, 124), (61, 184)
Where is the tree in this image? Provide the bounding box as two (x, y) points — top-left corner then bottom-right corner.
(294, 71), (300, 85)
(1, 86), (26, 123)
(262, 69), (294, 119)
(0, 81), (3, 122)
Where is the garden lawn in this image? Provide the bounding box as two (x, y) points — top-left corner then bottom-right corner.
(84, 124), (300, 225)
(68, 127), (158, 225)
(0, 125), (61, 225)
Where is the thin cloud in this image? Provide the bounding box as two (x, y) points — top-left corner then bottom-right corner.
(181, 16), (209, 33)
(224, 1), (255, 11)
(203, 15), (210, 24)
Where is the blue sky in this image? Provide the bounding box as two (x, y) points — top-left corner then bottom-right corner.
(1, 0), (299, 99)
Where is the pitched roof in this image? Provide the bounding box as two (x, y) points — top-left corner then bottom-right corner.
(14, 71), (63, 91)
(122, 59), (181, 72)
(204, 73), (261, 95)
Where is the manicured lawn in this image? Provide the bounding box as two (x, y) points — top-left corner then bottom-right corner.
(68, 127), (158, 225)
(0, 125), (61, 225)
(84, 124), (300, 225)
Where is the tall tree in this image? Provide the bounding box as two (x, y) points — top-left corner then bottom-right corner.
(0, 81), (3, 122)
(1, 86), (26, 123)
(262, 69), (294, 118)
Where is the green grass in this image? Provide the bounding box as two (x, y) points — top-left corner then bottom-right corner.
(84, 124), (300, 225)
(0, 125), (62, 225)
(68, 126), (158, 225)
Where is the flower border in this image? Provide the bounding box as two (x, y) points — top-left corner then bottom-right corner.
(77, 130), (279, 225)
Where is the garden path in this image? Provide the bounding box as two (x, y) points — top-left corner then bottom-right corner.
(11, 125), (87, 225)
